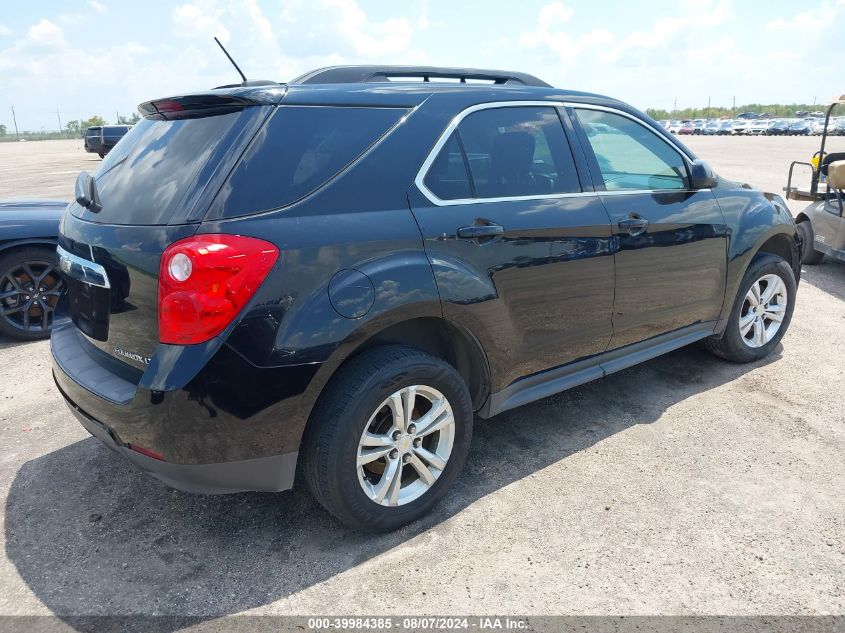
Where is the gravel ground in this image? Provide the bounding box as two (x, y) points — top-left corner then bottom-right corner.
(0, 136), (842, 624)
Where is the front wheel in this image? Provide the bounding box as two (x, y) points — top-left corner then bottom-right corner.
(302, 345), (473, 532)
(796, 221), (825, 264)
(705, 254), (797, 363)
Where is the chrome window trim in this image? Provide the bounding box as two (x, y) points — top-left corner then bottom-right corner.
(56, 245), (111, 289)
(563, 102), (695, 164)
(414, 100), (699, 207)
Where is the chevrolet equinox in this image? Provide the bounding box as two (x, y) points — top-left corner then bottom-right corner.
(52, 66), (801, 531)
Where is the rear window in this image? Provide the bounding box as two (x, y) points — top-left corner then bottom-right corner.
(72, 108), (263, 225)
(85, 127), (101, 136)
(102, 126), (129, 138)
(213, 105), (406, 218)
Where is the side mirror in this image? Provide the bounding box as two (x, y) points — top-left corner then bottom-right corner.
(689, 159), (718, 189)
(74, 172), (101, 212)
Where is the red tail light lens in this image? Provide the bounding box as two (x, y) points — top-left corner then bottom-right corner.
(158, 234), (279, 345)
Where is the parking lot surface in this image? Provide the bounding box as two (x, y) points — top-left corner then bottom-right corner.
(0, 136), (843, 622)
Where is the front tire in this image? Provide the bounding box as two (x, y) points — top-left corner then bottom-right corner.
(796, 221), (825, 264)
(302, 345), (473, 532)
(705, 254), (796, 363)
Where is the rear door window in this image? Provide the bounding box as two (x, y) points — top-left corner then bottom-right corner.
(422, 106), (581, 201)
(215, 105), (407, 217)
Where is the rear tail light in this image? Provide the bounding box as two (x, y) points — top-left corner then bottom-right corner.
(158, 234), (279, 345)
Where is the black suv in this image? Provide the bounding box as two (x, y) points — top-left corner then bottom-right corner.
(52, 66), (801, 531)
(83, 125), (132, 158)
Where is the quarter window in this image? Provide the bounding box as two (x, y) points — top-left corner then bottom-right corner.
(575, 109), (689, 191)
(217, 105), (406, 217)
(423, 106), (581, 201)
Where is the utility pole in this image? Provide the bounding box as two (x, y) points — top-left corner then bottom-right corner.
(732, 95), (736, 116)
(673, 96), (677, 116)
(11, 105), (19, 140)
(56, 108), (62, 135)
(707, 96), (711, 119)
(116, 111), (120, 124)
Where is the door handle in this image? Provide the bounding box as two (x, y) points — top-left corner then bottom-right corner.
(457, 224), (504, 239)
(617, 215), (649, 235)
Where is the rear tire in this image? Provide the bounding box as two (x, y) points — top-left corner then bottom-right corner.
(302, 345), (473, 532)
(705, 254), (796, 363)
(796, 221), (825, 264)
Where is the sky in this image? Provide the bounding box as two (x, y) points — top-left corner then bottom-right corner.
(1, 0), (844, 131)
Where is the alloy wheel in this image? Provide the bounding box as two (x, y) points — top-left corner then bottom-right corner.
(356, 385), (456, 507)
(739, 273), (787, 348)
(0, 259), (63, 334)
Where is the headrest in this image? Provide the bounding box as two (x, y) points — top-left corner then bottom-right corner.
(828, 160), (845, 189)
(492, 132), (535, 173)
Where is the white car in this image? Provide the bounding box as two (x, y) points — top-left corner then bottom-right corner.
(810, 119), (834, 135)
(731, 119), (752, 135)
(746, 119), (771, 135)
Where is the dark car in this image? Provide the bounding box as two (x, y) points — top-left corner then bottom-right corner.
(0, 199), (65, 340)
(52, 66), (802, 531)
(83, 125), (131, 158)
(767, 119), (791, 136)
(788, 120), (812, 136)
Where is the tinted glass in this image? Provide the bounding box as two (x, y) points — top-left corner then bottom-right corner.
(423, 132), (472, 200)
(71, 108), (261, 225)
(576, 109), (689, 191)
(455, 106), (580, 198)
(218, 105), (406, 217)
(102, 126), (129, 139)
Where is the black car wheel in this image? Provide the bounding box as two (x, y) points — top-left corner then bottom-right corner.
(796, 221), (825, 265)
(302, 345), (473, 532)
(0, 247), (62, 341)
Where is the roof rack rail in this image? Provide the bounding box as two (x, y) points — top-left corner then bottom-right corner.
(290, 65), (551, 88)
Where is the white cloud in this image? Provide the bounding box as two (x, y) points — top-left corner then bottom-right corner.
(767, 1), (841, 31)
(0, 24), (11, 37)
(25, 19), (66, 46)
(89, 1), (108, 12)
(172, 2), (231, 42)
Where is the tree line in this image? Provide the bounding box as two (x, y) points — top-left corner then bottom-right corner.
(0, 112), (141, 142)
(645, 103), (824, 121)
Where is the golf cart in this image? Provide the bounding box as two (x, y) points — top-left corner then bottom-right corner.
(785, 95), (845, 264)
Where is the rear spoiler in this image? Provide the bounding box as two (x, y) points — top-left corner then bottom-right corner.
(138, 85), (286, 120)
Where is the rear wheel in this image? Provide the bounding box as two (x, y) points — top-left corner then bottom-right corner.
(705, 254), (796, 363)
(0, 247), (62, 341)
(796, 220), (824, 264)
(302, 345), (473, 532)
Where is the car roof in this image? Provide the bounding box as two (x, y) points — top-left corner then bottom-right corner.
(144, 66), (624, 112)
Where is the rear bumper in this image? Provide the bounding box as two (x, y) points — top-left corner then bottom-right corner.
(51, 321), (303, 494)
(59, 389), (297, 494)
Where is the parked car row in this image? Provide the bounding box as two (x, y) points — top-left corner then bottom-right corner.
(660, 117), (845, 137)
